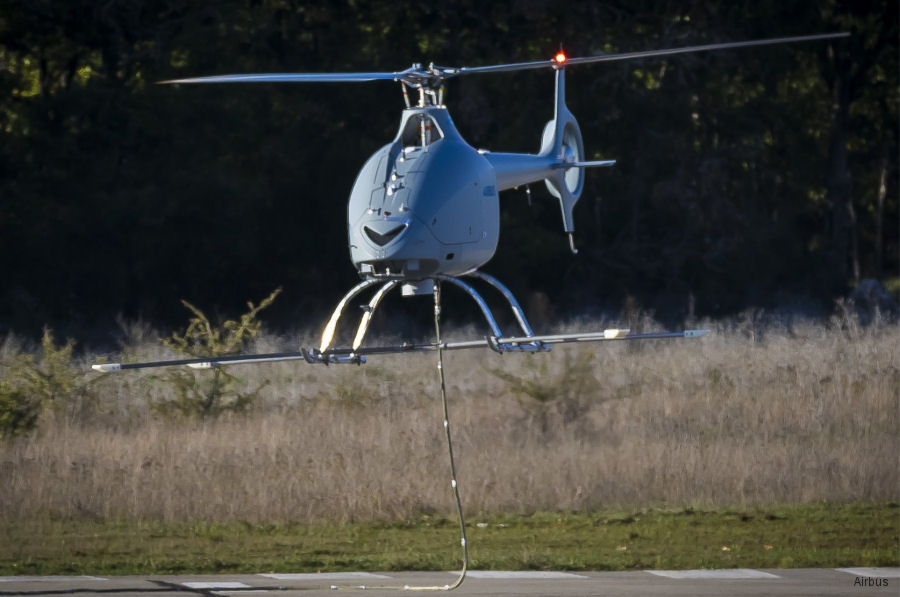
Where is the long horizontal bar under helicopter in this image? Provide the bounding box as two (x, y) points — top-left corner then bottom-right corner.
(91, 328), (709, 371)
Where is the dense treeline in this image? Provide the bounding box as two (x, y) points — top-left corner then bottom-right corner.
(0, 0), (897, 342)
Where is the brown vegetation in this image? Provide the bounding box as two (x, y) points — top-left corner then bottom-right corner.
(1, 316), (897, 523)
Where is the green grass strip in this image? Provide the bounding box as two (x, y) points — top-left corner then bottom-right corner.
(1, 502), (897, 575)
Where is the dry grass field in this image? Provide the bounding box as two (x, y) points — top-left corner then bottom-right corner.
(1, 314), (897, 524)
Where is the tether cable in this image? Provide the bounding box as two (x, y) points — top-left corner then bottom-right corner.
(431, 279), (469, 590)
(328, 279), (468, 592)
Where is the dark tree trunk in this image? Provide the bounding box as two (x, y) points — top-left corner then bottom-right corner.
(825, 50), (853, 289)
(875, 148), (888, 276)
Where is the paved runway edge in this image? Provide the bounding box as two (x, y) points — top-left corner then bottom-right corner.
(0, 569), (897, 596)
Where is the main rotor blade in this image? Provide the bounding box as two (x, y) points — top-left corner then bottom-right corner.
(159, 72), (401, 84)
(564, 32), (849, 67)
(454, 59), (554, 75)
(453, 32), (848, 77)
(161, 33), (847, 87)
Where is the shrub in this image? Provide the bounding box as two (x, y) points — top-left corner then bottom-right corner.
(0, 329), (98, 435)
(485, 347), (597, 434)
(151, 288), (281, 419)
(0, 381), (40, 438)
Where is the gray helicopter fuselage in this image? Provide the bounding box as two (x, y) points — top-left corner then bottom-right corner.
(348, 106), (500, 281)
(161, 33), (847, 289)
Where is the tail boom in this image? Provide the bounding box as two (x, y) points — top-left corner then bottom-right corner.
(484, 66), (614, 251)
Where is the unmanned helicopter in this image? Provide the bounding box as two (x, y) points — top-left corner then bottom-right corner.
(93, 32), (847, 372)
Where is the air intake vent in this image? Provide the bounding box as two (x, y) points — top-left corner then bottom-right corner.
(364, 224), (406, 246)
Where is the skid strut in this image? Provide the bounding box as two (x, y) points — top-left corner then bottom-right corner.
(307, 272), (547, 364)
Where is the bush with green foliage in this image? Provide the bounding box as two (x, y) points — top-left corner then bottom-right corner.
(0, 329), (98, 437)
(485, 348), (597, 435)
(0, 381), (40, 439)
(152, 288), (281, 419)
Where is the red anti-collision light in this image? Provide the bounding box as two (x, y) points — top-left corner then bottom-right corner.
(554, 51), (567, 65)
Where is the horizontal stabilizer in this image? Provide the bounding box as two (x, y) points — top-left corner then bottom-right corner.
(554, 160), (617, 169)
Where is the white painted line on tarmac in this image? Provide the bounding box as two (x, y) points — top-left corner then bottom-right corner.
(0, 576), (108, 582)
(182, 582), (253, 589)
(836, 568), (900, 578)
(458, 571), (589, 579)
(646, 569), (780, 579)
(259, 573), (391, 581)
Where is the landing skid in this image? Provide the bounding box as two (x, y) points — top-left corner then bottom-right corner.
(92, 273), (709, 372)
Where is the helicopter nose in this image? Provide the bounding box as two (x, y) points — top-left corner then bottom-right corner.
(362, 221), (408, 246)
(358, 216), (414, 252)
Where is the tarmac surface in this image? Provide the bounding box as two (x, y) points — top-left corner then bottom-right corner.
(1, 568), (898, 597)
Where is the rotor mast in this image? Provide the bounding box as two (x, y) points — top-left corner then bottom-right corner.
(399, 63), (446, 108)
